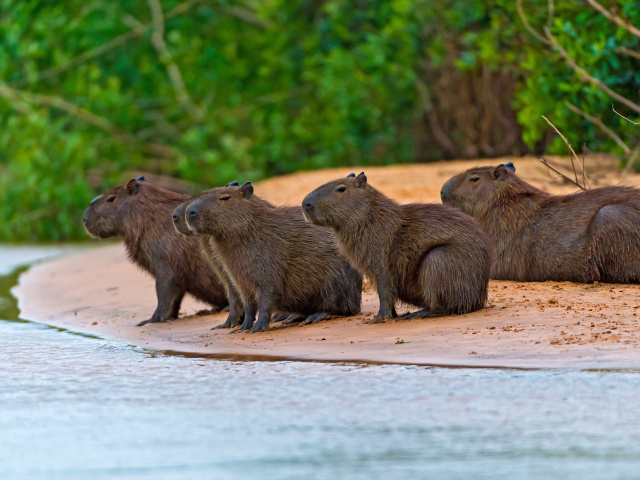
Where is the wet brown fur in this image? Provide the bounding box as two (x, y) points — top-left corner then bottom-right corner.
(83, 178), (227, 325)
(441, 163), (640, 282)
(186, 183), (362, 333)
(303, 173), (492, 321)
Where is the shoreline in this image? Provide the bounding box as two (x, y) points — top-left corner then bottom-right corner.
(13, 158), (640, 369)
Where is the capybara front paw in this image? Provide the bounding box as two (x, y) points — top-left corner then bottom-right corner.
(136, 317), (162, 326)
(250, 323), (269, 333)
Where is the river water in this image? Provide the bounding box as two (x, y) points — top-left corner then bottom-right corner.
(0, 247), (639, 480)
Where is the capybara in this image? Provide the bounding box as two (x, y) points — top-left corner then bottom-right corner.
(185, 182), (362, 333)
(440, 162), (640, 282)
(83, 177), (227, 325)
(302, 172), (492, 321)
(172, 183), (245, 329)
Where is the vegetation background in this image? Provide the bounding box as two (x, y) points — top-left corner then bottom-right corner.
(0, 0), (638, 241)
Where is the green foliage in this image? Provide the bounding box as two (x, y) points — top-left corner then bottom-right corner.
(0, 0), (638, 241)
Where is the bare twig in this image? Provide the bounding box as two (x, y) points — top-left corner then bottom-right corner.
(222, 6), (271, 29)
(516, 0), (552, 45)
(537, 156), (586, 190)
(616, 46), (640, 60)
(0, 83), (132, 140)
(623, 149), (640, 175)
(612, 104), (640, 125)
(586, 0), (640, 39)
(541, 115), (582, 184)
(10, 0), (202, 88)
(581, 144), (588, 188)
(545, 28), (640, 115)
(566, 101), (632, 154)
(146, 0), (203, 120)
(547, 0), (555, 28)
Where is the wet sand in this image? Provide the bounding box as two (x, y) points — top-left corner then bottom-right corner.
(13, 156), (640, 368)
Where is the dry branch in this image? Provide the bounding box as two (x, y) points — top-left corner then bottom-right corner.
(146, 0), (203, 120)
(616, 46), (640, 61)
(612, 104), (640, 125)
(0, 84), (132, 140)
(516, 0), (551, 45)
(565, 101), (632, 154)
(586, 0), (640, 39)
(537, 156), (587, 190)
(544, 27), (640, 115)
(10, 0), (202, 88)
(541, 115), (583, 185)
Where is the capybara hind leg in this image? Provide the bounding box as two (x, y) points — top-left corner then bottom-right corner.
(272, 312), (290, 322)
(396, 308), (432, 320)
(590, 205), (640, 282)
(282, 313), (306, 325)
(300, 312), (331, 326)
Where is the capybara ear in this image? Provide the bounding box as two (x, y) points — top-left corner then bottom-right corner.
(239, 181), (253, 199)
(347, 173), (356, 178)
(226, 180), (240, 187)
(493, 164), (508, 180)
(126, 179), (140, 195)
(136, 176), (147, 182)
(505, 162), (515, 173)
(355, 172), (367, 188)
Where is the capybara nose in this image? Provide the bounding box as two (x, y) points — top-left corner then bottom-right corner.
(188, 210), (198, 219)
(83, 216), (88, 225)
(305, 202), (313, 211)
(172, 213), (179, 223)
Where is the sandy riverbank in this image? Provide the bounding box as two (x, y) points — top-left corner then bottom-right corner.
(13, 157), (640, 368)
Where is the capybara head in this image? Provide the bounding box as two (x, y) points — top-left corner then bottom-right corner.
(440, 163), (516, 217)
(302, 172), (370, 228)
(172, 201), (193, 236)
(83, 176), (147, 238)
(173, 181), (239, 236)
(186, 181), (253, 237)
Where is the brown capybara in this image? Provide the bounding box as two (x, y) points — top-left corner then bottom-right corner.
(83, 177), (227, 326)
(185, 182), (363, 333)
(172, 183), (245, 330)
(440, 162), (640, 283)
(302, 172), (492, 322)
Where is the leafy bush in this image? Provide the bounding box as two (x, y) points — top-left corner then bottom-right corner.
(0, 0), (638, 241)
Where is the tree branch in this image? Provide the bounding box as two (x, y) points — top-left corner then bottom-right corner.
(541, 115), (582, 185)
(586, 0), (640, 39)
(537, 156), (586, 190)
(612, 104), (640, 125)
(545, 27), (640, 115)
(565, 101), (632, 154)
(0, 83), (132, 141)
(516, 0), (552, 45)
(146, 0), (203, 120)
(10, 0), (202, 88)
(616, 46), (640, 60)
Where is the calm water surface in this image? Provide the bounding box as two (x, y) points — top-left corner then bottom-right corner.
(0, 248), (639, 480)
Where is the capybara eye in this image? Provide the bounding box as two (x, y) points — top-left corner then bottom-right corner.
(219, 195), (231, 201)
(468, 177), (480, 183)
(106, 196), (116, 203)
(335, 186), (347, 193)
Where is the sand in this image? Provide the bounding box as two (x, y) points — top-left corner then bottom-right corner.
(13, 156), (640, 368)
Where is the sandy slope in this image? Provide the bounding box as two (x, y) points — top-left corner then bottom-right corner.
(13, 156), (640, 368)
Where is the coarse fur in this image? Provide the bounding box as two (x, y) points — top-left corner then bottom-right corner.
(186, 182), (363, 333)
(441, 162), (640, 282)
(303, 173), (492, 321)
(172, 195), (245, 329)
(83, 177), (227, 325)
